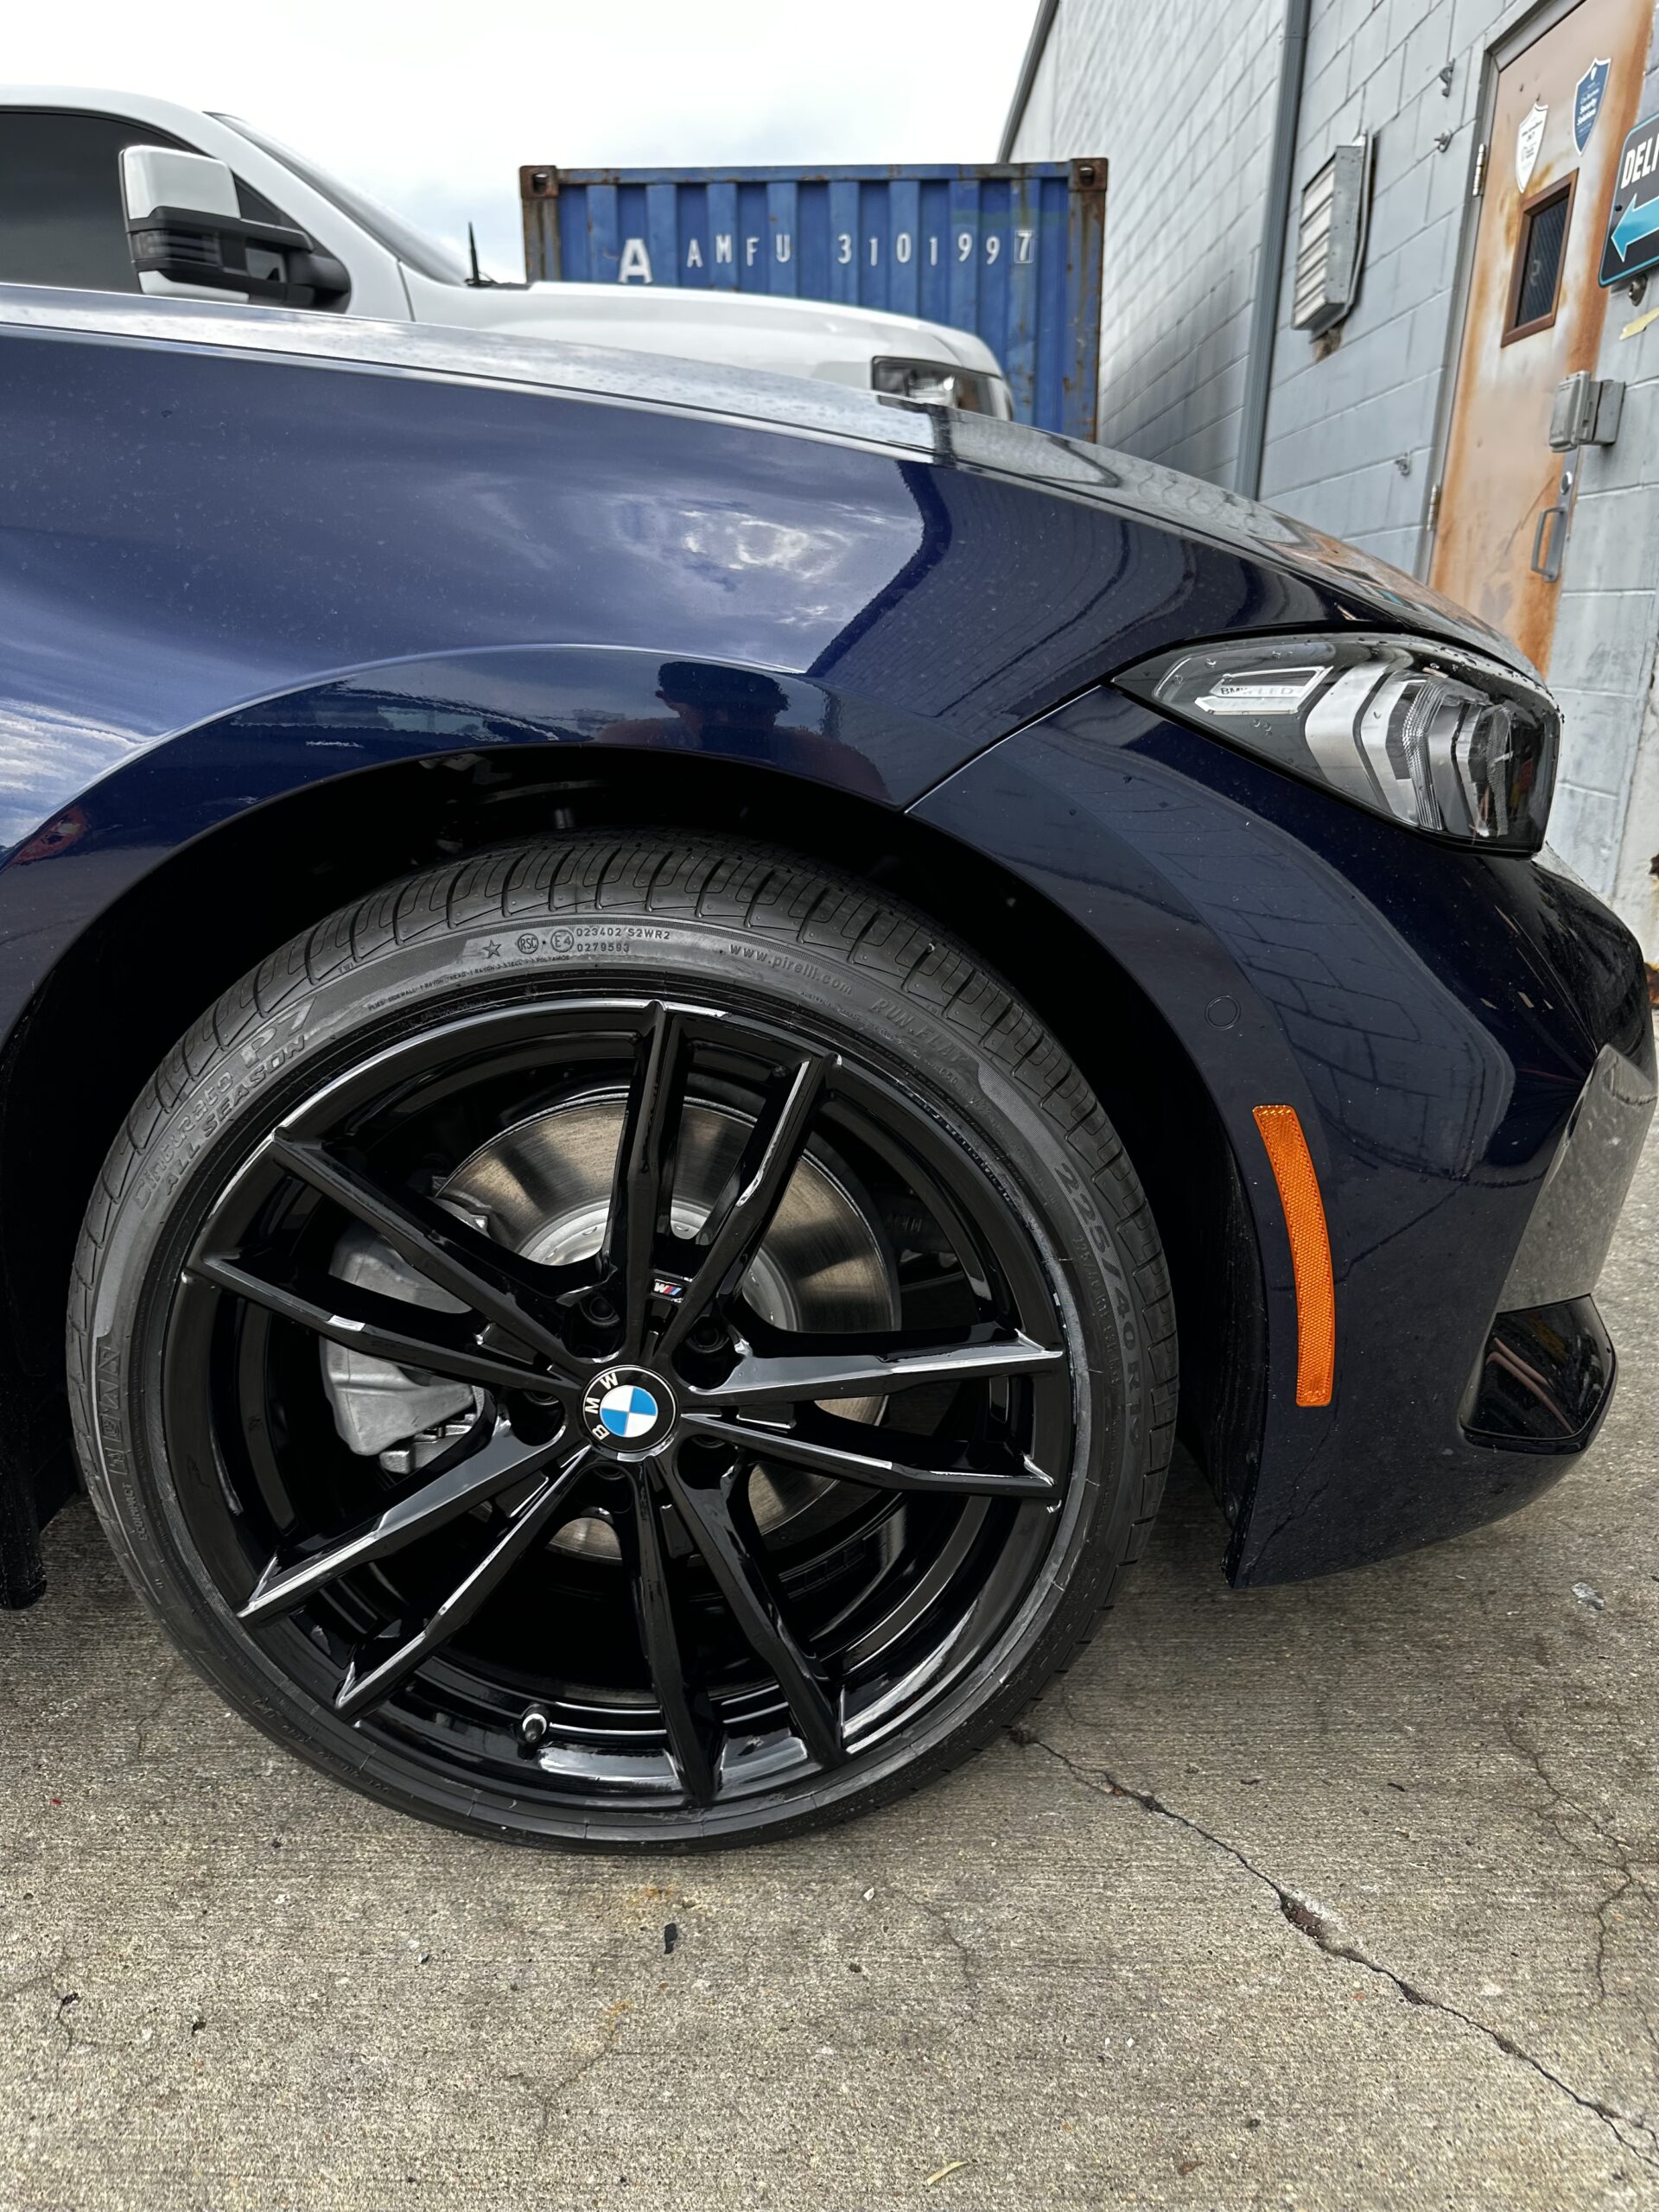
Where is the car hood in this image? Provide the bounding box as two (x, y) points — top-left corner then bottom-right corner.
(395, 272), (1007, 387)
(517, 280), (1001, 372)
(933, 414), (1529, 672)
(0, 285), (1522, 675)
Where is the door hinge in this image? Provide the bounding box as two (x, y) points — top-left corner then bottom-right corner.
(1471, 141), (1488, 198)
(1427, 481), (1443, 531)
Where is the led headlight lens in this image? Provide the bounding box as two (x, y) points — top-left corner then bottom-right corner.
(871, 358), (1014, 416)
(1116, 633), (1558, 850)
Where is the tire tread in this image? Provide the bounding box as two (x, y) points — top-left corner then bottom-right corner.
(67, 831), (1178, 1844)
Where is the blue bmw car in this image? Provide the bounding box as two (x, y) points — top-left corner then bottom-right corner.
(1, 286), (1650, 1847)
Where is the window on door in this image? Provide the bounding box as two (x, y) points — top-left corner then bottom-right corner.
(0, 113), (183, 291)
(0, 111), (304, 295)
(1505, 177), (1576, 342)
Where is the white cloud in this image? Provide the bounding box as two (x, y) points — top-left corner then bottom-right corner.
(7, 0), (1037, 278)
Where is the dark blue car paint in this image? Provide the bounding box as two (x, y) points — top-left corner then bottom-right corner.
(0, 290), (1648, 1594)
(0, 310), (1370, 1051)
(916, 688), (1653, 1580)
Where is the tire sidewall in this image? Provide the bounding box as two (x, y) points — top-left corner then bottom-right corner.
(73, 854), (1158, 1847)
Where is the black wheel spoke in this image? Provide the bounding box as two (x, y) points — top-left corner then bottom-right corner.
(334, 1445), (595, 1719)
(653, 1451), (844, 1770)
(239, 1417), (565, 1624)
(687, 1327), (1064, 1410)
(622, 1465), (719, 1804)
(161, 974), (1085, 1828)
(654, 1051), (832, 1362)
(265, 1133), (587, 1379)
(681, 1410), (1057, 1499)
(188, 1252), (556, 1396)
(605, 1002), (684, 1357)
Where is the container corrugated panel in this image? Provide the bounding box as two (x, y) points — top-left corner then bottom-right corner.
(519, 161), (1108, 439)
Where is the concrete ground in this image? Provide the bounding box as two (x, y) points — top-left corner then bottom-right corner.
(3, 1135), (1657, 2212)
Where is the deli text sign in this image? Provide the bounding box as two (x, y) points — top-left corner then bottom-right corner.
(1599, 110), (1659, 288)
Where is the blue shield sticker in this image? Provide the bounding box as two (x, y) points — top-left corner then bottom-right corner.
(1574, 59), (1610, 152)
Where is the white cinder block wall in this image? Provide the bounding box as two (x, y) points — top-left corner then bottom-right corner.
(1014, 0), (1287, 486)
(1565, 31), (1659, 939)
(1011, 0), (1659, 957)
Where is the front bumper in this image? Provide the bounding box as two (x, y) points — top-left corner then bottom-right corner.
(1464, 1299), (1616, 1452)
(1461, 1031), (1654, 1452)
(913, 684), (1655, 1584)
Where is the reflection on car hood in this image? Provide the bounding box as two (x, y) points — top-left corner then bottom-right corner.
(934, 415), (1527, 673)
(0, 285), (1522, 673)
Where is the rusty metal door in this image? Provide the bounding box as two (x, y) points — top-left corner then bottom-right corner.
(1429, 0), (1654, 670)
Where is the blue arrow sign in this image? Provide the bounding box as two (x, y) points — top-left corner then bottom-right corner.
(1600, 112), (1659, 287)
(1611, 191), (1659, 259)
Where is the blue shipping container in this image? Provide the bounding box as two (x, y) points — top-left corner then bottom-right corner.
(518, 161), (1107, 440)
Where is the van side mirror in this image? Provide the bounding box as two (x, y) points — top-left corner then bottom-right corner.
(120, 146), (349, 309)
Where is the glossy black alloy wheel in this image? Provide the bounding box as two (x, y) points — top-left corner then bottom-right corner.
(71, 840), (1173, 1846)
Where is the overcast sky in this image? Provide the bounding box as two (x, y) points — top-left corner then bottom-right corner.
(7, 1), (1038, 279)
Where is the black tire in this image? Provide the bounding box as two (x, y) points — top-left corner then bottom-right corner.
(67, 836), (1176, 1848)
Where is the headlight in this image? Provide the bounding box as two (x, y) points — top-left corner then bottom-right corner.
(871, 357), (1011, 416)
(1115, 632), (1558, 851)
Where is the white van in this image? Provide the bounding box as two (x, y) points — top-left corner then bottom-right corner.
(0, 91), (1014, 412)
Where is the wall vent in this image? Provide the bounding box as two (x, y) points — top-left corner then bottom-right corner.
(1292, 137), (1373, 336)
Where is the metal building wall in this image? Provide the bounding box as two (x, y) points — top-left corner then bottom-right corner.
(1554, 29), (1659, 937)
(1254, 0), (1487, 574)
(1009, 0), (1659, 955)
(1008, 0), (1287, 482)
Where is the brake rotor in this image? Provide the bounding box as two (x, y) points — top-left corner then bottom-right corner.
(321, 1094), (899, 1557)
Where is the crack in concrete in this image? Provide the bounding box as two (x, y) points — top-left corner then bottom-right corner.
(1592, 1869), (1638, 2011)
(883, 1885), (980, 1991)
(1500, 1701), (1630, 1865)
(504, 2005), (636, 2144)
(1011, 1726), (1659, 2171)
(130, 1660), (196, 1764)
(2, 1944), (84, 2059)
(1501, 1701), (1659, 2056)
(0, 1961), (64, 2011)
(4, 1950), (82, 2058)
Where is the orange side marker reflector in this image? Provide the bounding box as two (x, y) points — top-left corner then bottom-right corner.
(1252, 1104), (1335, 1408)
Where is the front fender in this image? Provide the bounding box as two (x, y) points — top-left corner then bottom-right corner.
(912, 684), (1633, 1583)
(0, 645), (956, 1048)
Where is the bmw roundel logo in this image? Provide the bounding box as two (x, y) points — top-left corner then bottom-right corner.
(601, 1382), (658, 1438)
(582, 1367), (676, 1451)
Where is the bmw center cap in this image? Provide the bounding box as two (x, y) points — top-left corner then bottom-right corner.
(582, 1367), (677, 1451)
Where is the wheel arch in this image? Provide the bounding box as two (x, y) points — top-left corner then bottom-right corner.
(3, 737), (1264, 1591)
